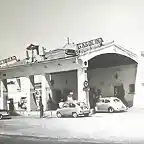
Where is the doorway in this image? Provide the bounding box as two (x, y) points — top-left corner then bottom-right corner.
(114, 84), (128, 106)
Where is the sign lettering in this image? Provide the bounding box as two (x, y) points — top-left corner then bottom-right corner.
(0, 56), (17, 65)
(76, 38), (103, 50)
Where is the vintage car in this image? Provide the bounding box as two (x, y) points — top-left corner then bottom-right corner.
(95, 97), (128, 113)
(0, 109), (11, 120)
(56, 100), (90, 118)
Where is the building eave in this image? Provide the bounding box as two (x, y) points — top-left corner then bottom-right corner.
(0, 55), (77, 72)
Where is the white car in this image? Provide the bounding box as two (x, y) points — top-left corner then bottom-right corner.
(56, 101), (90, 118)
(95, 97), (128, 113)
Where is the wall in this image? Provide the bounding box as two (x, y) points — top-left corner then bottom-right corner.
(88, 64), (137, 107)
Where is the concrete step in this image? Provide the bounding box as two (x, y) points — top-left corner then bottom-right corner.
(16, 110), (57, 118)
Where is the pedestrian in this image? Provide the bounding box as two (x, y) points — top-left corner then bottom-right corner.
(9, 99), (14, 115)
(39, 96), (44, 118)
(67, 92), (73, 101)
(59, 99), (64, 108)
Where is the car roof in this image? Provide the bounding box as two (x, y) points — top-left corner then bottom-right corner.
(64, 100), (85, 104)
(100, 97), (120, 100)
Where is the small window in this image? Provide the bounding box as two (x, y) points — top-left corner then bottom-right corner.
(114, 99), (120, 102)
(100, 99), (104, 103)
(63, 103), (69, 108)
(105, 99), (110, 103)
(129, 84), (135, 93)
(69, 103), (76, 108)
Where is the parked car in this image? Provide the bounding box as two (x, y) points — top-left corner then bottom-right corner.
(95, 97), (128, 113)
(56, 100), (90, 118)
(0, 109), (11, 120)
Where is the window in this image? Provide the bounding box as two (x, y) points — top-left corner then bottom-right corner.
(63, 103), (69, 108)
(77, 102), (86, 106)
(129, 84), (135, 93)
(100, 99), (104, 103)
(105, 99), (110, 103)
(69, 103), (76, 108)
(114, 99), (120, 102)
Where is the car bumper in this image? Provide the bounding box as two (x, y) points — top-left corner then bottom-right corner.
(114, 108), (128, 111)
(79, 110), (90, 115)
(2, 114), (11, 119)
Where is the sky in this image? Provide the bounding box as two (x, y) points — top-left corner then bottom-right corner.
(0, 0), (144, 60)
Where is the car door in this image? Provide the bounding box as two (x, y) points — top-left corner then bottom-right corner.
(61, 103), (69, 116)
(68, 103), (77, 115)
(97, 99), (105, 111)
(103, 99), (110, 111)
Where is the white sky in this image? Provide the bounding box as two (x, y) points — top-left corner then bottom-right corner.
(0, 0), (144, 59)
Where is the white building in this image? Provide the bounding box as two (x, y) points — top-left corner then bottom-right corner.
(0, 37), (143, 111)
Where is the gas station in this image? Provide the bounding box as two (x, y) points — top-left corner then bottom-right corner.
(0, 37), (144, 112)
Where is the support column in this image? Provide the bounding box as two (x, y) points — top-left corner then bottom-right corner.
(16, 78), (21, 90)
(0, 79), (8, 110)
(41, 73), (52, 111)
(133, 53), (144, 108)
(13, 78), (21, 110)
(77, 68), (90, 108)
(20, 76), (37, 111)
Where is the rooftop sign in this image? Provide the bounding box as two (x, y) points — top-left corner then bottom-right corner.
(0, 56), (17, 65)
(76, 38), (104, 56)
(76, 37), (103, 50)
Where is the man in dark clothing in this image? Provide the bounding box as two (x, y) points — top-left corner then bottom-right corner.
(39, 96), (44, 118)
(9, 99), (14, 115)
(120, 85), (128, 107)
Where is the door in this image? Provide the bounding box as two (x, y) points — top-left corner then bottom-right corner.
(114, 85), (124, 101)
(103, 99), (110, 111)
(61, 102), (69, 116)
(97, 99), (105, 111)
(68, 103), (77, 115)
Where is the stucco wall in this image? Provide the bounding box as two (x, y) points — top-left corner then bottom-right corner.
(88, 64), (137, 107)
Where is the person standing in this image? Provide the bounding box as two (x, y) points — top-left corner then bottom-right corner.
(120, 85), (128, 107)
(67, 92), (73, 101)
(39, 96), (44, 118)
(9, 99), (14, 115)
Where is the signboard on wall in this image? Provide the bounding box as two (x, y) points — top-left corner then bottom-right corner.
(76, 38), (103, 50)
(0, 56), (17, 65)
(76, 38), (104, 56)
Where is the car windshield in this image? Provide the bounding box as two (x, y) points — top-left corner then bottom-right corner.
(77, 102), (86, 106)
(113, 99), (120, 102)
(76, 102), (88, 109)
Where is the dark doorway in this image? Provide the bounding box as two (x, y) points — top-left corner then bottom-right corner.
(114, 84), (128, 106)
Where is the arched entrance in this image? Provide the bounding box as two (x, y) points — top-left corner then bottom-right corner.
(87, 53), (137, 107)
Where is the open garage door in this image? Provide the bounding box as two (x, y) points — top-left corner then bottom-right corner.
(50, 70), (77, 109)
(87, 53), (137, 108)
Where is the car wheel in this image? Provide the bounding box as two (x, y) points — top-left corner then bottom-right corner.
(0, 114), (3, 120)
(57, 112), (62, 118)
(84, 113), (89, 117)
(72, 112), (78, 118)
(108, 107), (114, 113)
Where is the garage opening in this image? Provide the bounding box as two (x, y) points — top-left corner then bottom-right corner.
(87, 53), (137, 108)
(50, 70), (77, 109)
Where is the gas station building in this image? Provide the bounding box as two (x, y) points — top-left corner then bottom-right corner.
(0, 38), (144, 111)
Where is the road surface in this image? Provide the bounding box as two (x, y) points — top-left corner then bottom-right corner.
(0, 135), (143, 144)
(0, 108), (144, 143)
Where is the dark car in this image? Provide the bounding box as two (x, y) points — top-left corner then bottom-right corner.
(0, 109), (11, 120)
